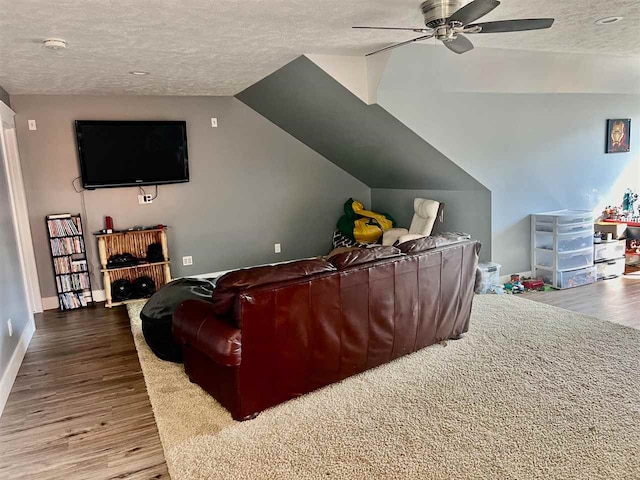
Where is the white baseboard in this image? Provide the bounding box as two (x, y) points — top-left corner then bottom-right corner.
(0, 318), (36, 417)
(42, 289), (106, 311)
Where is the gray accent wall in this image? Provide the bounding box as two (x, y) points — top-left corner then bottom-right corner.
(0, 86), (9, 107)
(236, 55), (492, 257)
(378, 46), (640, 275)
(0, 144), (31, 384)
(11, 95), (370, 299)
(371, 189), (491, 261)
(236, 56), (487, 191)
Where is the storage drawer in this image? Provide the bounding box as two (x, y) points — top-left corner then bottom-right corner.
(594, 240), (626, 262)
(534, 230), (593, 252)
(556, 213), (593, 225)
(558, 231), (593, 252)
(557, 222), (593, 234)
(537, 266), (597, 289)
(557, 266), (597, 289)
(536, 248), (593, 271)
(596, 258), (625, 280)
(534, 222), (592, 234)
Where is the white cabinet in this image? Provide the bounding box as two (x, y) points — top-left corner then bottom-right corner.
(594, 240), (626, 280)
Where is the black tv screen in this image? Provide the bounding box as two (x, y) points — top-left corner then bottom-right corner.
(75, 120), (189, 189)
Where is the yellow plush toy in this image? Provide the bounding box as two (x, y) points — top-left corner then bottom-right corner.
(337, 199), (396, 244)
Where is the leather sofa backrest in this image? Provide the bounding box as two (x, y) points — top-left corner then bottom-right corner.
(397, 236), (438, 254)
(328, 246), (402, 270)
(234, 240), (480, 417)
(211, 259), (336, 317)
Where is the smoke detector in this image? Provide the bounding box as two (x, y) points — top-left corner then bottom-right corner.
(595, 16), (624, 26)
(43, 38), (67, 50)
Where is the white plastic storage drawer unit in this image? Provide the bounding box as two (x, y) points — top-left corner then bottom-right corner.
(531, 210), (595, 289)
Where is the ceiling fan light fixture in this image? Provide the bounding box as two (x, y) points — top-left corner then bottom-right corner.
(595, 16), (624, 26)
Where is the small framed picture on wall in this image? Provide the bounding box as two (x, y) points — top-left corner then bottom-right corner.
(606, 119), (631, 153)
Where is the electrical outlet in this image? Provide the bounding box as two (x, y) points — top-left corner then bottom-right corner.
(274, 243), (281, 254)
(138, 194), (153, 205)
(7, 319), (12, 337)
(182, 256), (193, 266)
(28, 120), (37, 131)
(211, 117), (218, 128)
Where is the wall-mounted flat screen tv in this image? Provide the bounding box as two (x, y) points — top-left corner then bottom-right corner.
(75, 120), (189, 189)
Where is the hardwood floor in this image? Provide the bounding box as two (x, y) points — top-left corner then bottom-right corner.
(0, 304), (169, 479)
(1, 274), (639, 479)
(524, 273), (640, 330)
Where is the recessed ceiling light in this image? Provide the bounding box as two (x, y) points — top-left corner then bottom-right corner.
(129, 71), (150, 76)
(43, 38), (66, 50)
(595, 16), (624, 26)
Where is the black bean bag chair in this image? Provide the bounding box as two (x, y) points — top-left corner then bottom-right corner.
(141, 277), (217, 363)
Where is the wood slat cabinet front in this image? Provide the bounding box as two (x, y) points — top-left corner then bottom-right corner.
(95, 228), (171, 307)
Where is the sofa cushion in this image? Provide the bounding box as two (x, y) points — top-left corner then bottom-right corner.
(397, 236), (438, 254)
(212, 259), (336, 316)
(328, 246), (402, 270)
(398, 232), (473, 254)
(326, 246), (360, 258)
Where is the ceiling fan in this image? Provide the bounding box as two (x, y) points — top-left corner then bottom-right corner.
(354, 0), (554, 56)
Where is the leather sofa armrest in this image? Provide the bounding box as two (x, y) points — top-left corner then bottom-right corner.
(397, 233), (426, 244)
(173, 299), (242, 367)
(382, 228), (409, 246)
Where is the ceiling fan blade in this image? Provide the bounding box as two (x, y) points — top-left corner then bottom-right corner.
(353, 26), (433, 33)
(365, 34), (434, 56)
(467, 18), (555, 33)
(449, 0), (500, 25)
(443, 34), (474, 54)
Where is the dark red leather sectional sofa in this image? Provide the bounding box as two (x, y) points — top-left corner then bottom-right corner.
(173, 239), (480, 420)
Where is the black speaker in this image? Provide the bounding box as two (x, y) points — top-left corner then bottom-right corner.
(133, 276), (156, 298)
(111, 279), (133, 302)
(146, 243), (164, 263)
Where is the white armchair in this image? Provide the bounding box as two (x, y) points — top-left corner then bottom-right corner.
(382, 198), (443, 246)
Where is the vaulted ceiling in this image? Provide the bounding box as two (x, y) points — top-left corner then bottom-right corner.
(1, 0), (639, 96)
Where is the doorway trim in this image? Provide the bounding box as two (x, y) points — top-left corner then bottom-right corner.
(0, 100), (43, 313)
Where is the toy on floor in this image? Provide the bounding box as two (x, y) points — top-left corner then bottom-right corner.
(523, 279), (544, 291)
(504, 274), (525, 294)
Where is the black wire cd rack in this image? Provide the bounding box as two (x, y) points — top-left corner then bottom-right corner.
(46, 213), (94, 310)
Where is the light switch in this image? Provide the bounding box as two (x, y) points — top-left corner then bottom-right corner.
(28, 120), (37, 131)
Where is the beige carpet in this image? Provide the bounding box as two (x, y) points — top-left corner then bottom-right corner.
(127, 296), (640, 480)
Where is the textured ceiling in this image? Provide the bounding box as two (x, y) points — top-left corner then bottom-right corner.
(1, 0), (639, 96)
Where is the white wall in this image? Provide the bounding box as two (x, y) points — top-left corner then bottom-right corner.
(377, 45), (640, 274)
(306, 53), (391, 105)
